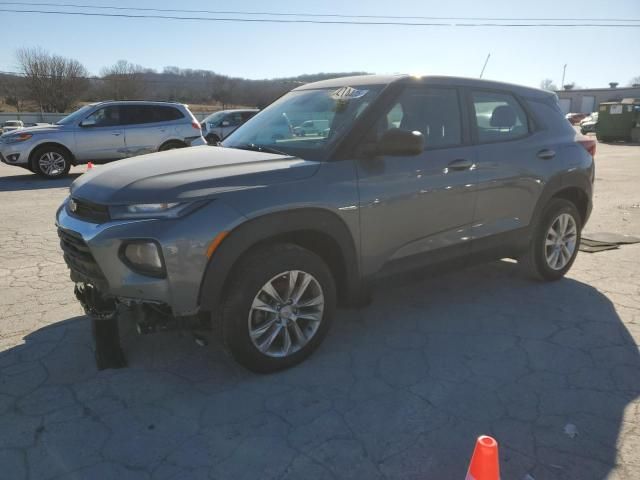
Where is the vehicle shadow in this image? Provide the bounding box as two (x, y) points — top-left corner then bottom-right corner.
(0, 260), (637, 479)
(0, 172), (82, 192)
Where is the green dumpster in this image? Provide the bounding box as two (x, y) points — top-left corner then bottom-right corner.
(595, 98), (640, 142)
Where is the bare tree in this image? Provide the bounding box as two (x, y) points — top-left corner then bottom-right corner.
(16, 47), (89, 112)
(630, 76), (640, 87)
(100, 60), (145, 100)
(0, 74), (29, 112)
(540, 78), (558, 91)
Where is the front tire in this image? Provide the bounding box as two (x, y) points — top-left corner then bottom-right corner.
(220, 244), (336, 373)
(32, 146), (71, 178)
(520, 198), (582, 281)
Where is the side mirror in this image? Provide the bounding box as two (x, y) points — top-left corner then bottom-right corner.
(80, 118), (96, 127)
(374, 129), (424, 156)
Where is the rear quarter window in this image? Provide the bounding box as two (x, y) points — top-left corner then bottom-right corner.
(472, 91), (529, 143)
(154, 106), (184, 122)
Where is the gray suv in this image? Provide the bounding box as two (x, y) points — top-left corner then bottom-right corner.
(0, 101), (205, 178)
(56, 75), (595, 372)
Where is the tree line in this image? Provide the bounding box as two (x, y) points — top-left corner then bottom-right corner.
(0, 47), (367, 113)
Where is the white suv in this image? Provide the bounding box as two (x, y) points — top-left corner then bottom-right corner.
(0, 101), (206, 178)
(1, 120), (24, 134)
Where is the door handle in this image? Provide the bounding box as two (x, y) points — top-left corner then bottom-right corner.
(537, 149), (556, 160)
(447, 158), (473, 171)
(111, 132), (121, 136)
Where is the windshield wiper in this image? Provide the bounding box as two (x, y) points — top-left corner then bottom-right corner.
(232, 143), (288, 156)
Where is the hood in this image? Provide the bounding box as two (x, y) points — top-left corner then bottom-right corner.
(2, 124), (61, 136)
(70, 145), (320, 205)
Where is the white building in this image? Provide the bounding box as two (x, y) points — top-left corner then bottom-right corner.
(556, 85), (640, 114)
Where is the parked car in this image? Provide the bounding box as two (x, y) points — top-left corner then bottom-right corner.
(56, 74), (595, 372)
(1, 120), (24, 134)
(580, 112), (598, 134)
(293, 119), (330, 136)
(565, 112), (588, 125)
(201, 109), (258, 144)
(0, 101), (205, 178)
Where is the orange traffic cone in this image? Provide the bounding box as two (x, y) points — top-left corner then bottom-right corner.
(87, 161), (94, 171)
(466, 435), (500, 480)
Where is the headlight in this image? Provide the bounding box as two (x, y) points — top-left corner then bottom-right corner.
(3, 133), (33, 144)
(120, 241), (165, 277)
(109, 201), (206, 219)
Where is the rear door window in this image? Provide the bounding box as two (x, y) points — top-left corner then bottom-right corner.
(471, 91), (529, 143)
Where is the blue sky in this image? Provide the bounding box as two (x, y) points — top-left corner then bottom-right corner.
(0, 0), (638, 88)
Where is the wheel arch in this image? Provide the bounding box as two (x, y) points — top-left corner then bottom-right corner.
(158, 139), (187, 151)
(550, 187), (590, 225)
(29, 142), (76, 167)
(198, 208), (362, 312)
(531, 172), (592, 228)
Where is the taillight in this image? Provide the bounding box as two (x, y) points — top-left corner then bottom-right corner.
(577, 137), (596, 157)
(192, 121), (201, 130)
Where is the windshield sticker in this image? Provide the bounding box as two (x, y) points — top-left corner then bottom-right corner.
(330, 86), (368, 101)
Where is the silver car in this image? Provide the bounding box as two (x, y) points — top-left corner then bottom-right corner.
(201, 109), (259, 144)
(0, 101), (206, 178)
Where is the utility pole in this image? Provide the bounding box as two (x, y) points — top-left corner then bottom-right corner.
(479, 53), (491, 79)
(561, 64), (567, 88)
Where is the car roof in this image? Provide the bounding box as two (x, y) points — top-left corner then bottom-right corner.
(92, 100), (188, 107)
(214, 109), (260, 113)
(294, 74), (554, 99)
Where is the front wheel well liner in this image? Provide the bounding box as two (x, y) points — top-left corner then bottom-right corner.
(198, 209), (362, 313)
(223, 230), (348, 304)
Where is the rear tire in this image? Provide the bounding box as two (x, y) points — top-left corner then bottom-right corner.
(31, 145), (71, 179)
(519, 198), (582, 281)
(220, 243), (336, 373)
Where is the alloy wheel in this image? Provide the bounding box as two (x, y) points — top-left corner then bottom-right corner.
(38, 152), (66, 177)
(248, 270), (324, 358)
(544, 213), (577, 270)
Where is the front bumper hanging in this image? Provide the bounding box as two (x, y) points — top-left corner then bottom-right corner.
(75, 283), (126, 370)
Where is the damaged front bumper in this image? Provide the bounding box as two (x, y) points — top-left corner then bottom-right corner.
(55, 196), (240, 316)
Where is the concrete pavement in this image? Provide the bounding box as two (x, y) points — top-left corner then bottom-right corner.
(1, 141), (639, 479)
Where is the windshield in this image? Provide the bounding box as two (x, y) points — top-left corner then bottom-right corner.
(56, 105), (95, 125)
(203, 111), (226, 126)
(4, 121), (20, 127)
(222, 85), (382, 160)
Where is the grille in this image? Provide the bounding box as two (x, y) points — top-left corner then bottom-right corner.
(58, 228), (106, 283)
(68, 198), (110, 223)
